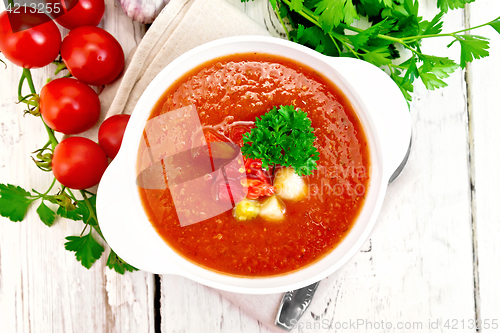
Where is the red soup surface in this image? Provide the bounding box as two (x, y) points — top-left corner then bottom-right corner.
(137, 53), (370, 277)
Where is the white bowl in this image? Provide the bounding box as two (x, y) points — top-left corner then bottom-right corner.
(96, 36), (411, 294)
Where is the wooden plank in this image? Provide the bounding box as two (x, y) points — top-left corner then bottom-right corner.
(0, 2), (155, 333)
(466, 0), (500, 328)
(158, 1), (477, 332)
(160, 276), (274, 333)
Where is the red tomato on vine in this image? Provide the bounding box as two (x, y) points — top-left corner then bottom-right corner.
(40, 78), (101, 135)
(0, 9), (61, 68)
(52, 137), (109, 190)
(61, 26), (125, 86)
(49, 0), (105, 30)
(98, 114), (131, 159)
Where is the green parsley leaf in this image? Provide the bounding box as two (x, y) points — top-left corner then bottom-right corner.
(107, 250), (138, 275)
(36, 201), (56, 227)
(420, 12), (444, 35)
(362, 48), (392, 66)
(401, 56), (419, 84)
(292, 24), (340, 56)
(75, 195), (98, 226)
(269, 0), (278, 11)
(420, 72), (447, 90)
(381, 0), (395, 8)
(289, 0), (304, 12)
(244, 0), (494, 102)
(314, 0), (358, 30)
(419, 55), (459, 81)
(355, 0), (390, 17)
(417, 54), (458, 90)
(402, 0), (419, 17)
(57, 205), (84, 221)
(489, 16), (500, 35)
(437, 0), (474, 13)
(241, 105), (320, 177)
(391, 69), (414, 102)
(348, 19), (394, 50)
(65, 232), (104, 269)
(0, 184), (34, 222)
(448, 34), (490, 68)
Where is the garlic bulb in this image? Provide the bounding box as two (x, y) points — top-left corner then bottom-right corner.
(119, 0), (170, 24)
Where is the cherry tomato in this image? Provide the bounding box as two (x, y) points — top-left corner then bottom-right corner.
(0, 9), (61, 68)
(61, 26), (125, 86)
(49, 0), (105, 30)
(52, 137), (108, 189)
(40, 78), (100, 135)
(98, 114), (130, 159)
(243, 158), (274, 199)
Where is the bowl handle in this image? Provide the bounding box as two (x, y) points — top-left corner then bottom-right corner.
(96, 155), (184, 275)
(323, 56), (412, 181)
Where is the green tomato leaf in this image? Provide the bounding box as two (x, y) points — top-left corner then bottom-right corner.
(107, 250), (138, 274)
(36, 201), (56, 227)
(65, 232), (104, 269)
(0, 184), (34, 222)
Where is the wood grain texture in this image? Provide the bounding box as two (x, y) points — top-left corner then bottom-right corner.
(466, 0), (500, 328)
(0, 1), (154, 333)
(1, 0), (498, 332)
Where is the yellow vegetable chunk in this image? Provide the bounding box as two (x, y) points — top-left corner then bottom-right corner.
(233, 198), (261, 221)
(259, 195), (286, 222)
(274, 167), (307, 201)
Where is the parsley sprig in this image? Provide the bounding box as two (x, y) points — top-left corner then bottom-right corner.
(244, 0), (499, 102)
(1, 67), (137, 274)
(241, 105), (320, 176)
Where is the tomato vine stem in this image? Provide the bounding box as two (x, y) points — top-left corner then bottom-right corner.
(22, 68), (99, 238)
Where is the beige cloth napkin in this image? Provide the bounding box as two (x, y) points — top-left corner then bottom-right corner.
(88, 0), (338, 331)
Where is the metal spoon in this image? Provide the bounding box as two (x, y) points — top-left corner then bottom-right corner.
(275, 137), (412, 331)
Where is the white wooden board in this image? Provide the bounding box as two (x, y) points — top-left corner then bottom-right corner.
(467, 0), (500, 329)
(0, 1), (155, 333)
(1, 0), (499, 332)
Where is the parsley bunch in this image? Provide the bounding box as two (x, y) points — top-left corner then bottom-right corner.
(241, 105), (320, 176)
(243, 0), (500, 101)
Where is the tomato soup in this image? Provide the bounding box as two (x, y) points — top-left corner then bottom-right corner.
(137, 53), (370, 277)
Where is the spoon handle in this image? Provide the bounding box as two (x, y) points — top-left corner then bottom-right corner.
(275, 281), (321, 331)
